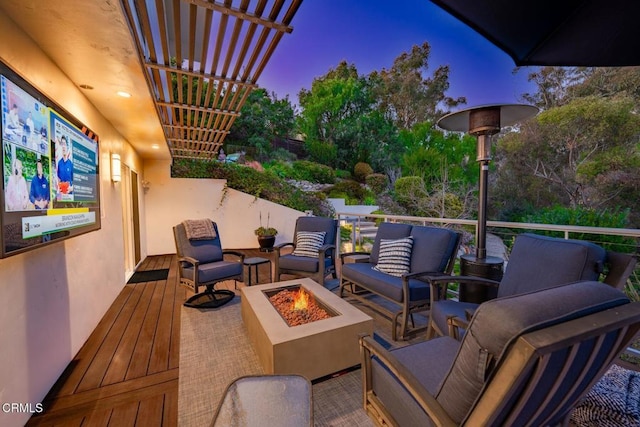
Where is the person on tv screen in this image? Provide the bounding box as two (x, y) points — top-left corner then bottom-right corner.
(7, 104), (20, 129)
(5, 158), (29, 211)
(56, 135), (73, 194)
(29, 158), (50, 209)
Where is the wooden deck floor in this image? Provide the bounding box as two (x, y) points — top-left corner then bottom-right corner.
(26, 251), (274, 426)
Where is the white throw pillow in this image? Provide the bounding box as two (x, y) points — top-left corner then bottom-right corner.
(291, 231), (326, 258)
(373, 237), (414, 277)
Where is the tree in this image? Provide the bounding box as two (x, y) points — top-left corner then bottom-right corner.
(494, 96), (640, 225)
(226, 88), (296, 159)
(518, 66), (586, 110)
(297, 61), (400, 172)
(370, 42), (466, 129)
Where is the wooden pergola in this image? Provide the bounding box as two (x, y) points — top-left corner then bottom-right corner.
(121, 0), (303, 159)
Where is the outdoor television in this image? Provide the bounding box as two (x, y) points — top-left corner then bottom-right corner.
(0, 60), (101, 258)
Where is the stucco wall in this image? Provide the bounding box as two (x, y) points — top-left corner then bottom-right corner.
(143, 159), (305, 254)
(0, 11), (142, 427)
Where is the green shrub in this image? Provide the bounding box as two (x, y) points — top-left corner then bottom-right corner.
(365, 173), (388, 193)
(353, 162), (374, 182)
(326, 180), (367, 203)
(292, 160), (336, 184)
(263, 160), (294, 179)
(335, 169), (352, 179)
(305, 140), (337, 166)
(520, 206), (634, 252)
(394, 176), (428, 204)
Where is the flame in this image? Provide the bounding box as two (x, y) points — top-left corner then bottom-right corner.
(292, 288), (309, 311)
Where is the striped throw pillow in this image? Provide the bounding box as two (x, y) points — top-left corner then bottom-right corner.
(291, 231), (326, 258)
(373, 237), (414, 277)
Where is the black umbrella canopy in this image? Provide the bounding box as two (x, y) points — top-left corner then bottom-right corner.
(430, 0), (640, 67)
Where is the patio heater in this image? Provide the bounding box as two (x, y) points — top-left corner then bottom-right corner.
(437, 104), (537, 303)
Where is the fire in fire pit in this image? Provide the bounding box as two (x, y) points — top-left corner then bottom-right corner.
(266, 285), (335, 327)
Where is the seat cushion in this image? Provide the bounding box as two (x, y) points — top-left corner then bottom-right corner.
(436, 281), (630, 424)
(498, 233), (606, 298)
(279, 254), (321, 273)
(291, 231), (326, 258)
(373, 237), (413, 277)
(342, 262), (430, 302)
(371, 336), (459, 427)
(183, 260), (243, 284)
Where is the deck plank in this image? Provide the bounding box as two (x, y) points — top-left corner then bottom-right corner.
(49, 285), (136, 397)
(101, 281), (157, 386)
(125, 280), (165, 380)
(76, 283), (146, 392)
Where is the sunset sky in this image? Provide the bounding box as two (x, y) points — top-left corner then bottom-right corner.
(259, 0), (537, 110)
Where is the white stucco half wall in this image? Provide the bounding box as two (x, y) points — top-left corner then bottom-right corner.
(143, 159), (306, 254)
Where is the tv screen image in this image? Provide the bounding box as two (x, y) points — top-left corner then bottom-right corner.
(0, 61), (101, 257)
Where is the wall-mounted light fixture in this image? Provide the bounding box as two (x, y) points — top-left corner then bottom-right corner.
(111, 153), (121, 183)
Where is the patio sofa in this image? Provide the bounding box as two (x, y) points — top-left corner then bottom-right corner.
(339, 222), (461, 340)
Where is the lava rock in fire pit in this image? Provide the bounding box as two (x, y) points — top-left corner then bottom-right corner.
(268, 288), (331, 327)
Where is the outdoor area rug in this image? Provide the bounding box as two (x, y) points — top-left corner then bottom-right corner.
(126, 268), (169, 284)
(571, 364), (640, 426)
(179, 295), (372, 426)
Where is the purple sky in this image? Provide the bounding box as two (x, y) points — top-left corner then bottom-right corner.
(259, 0), (537, 110)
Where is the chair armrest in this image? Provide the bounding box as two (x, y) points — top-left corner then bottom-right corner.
(447, 315), (470, 340)
(340, 251), (370, 262)
(421, 274), (501, 288)
(318, 243), (335, 256)
(177, 256), (199, 268)
(274, 242), (294, 256)
(360, 335), (456, 427)
(222, 250), (245, 262)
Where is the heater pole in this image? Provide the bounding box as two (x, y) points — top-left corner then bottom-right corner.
(476, 159), (489, 259)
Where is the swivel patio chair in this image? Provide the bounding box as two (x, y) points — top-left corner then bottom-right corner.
(425, 233), (629, 339)
(173, 219), (244, 308)
(360, 280), (640, 426)
(274, 216), (338, 287)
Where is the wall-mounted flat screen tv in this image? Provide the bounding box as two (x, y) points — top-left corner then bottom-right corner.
(0, 60), (101, 258)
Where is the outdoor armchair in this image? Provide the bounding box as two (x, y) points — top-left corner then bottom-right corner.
(274, 216), (338, 287)
(360, 280), (640, 426)
(173, 220), (244, 308)
(425, 233), (635, 340)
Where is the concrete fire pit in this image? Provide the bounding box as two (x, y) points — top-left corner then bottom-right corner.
(241, 278), (373, 380)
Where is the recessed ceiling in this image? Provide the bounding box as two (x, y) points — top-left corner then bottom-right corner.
(0, 0), (302, 160)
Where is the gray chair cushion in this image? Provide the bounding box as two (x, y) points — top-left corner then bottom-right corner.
(175, 222), (224, 264)
(372, 336), (459, 427)
(341, 263), (430, 302)
(436, 281), (630, 423)
(279, 253), (331, 273)
(409, 226), (459, 273)
(183, 260), (243, 283)
(498, 233), (606, 298)
(370, 223), (413, 265)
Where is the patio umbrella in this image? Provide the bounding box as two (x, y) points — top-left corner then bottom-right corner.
(429, 0), (640, 66)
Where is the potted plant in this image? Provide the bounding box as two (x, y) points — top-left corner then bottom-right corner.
(255, 212), (278, 250)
